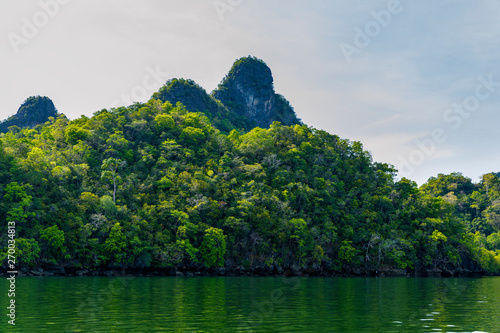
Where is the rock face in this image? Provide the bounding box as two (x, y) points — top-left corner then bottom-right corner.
(0, 96), (58, 133)
(212, 56), (301, 128)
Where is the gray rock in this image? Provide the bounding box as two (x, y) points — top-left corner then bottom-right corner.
(0, 96), (58, 134)
(213, 56), (301, 128)
(76, 270), (89, 276)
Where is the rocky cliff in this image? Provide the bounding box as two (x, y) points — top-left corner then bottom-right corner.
(1, 57), (301, 134)
(152, 56), (301, 133)
(212, 56), (301, 128)
(0, 96), (58, 133)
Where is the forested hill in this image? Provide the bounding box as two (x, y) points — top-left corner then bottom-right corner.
(1, 60), (499, 277)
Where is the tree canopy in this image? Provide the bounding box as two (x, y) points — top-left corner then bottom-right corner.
(0, 98), (499, 274)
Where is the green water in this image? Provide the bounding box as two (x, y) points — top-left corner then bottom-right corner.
(0, 276), (498, 332)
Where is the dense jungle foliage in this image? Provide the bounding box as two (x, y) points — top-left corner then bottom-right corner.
(1, 97), (499, 274)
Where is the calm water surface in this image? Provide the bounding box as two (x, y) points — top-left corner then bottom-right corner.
(1, 276), (498, 332)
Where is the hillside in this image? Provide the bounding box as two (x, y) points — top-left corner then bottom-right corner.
(0, 58), (499, 277)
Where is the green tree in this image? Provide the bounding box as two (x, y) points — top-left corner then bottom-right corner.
(0, 238), (40, 268)
(64, 125), (90, 145)
(79, 192), (100, 215)
(487, 231), (500, 249)
(338, 240), (356, 269)
(180, 126), (205, 146)
(101, 158), (126, 203)
(4, 182), (34, 223)
(103, 223), (126, 265)
(288, 218), (312, 266)
(155, 114), (175, 131)
(40, 225), (66, 260)
(200, 227), (227, 268)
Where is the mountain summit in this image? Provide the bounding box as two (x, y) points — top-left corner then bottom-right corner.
(1, 58), (299, 134)
(212, 56), (301, 128)
(152, 56), (301, 132)
(0, 96), (58, 133)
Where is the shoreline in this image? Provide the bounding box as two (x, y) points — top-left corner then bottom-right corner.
(1, 266), (494, 278)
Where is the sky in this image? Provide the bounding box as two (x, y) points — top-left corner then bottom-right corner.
(1, 0), (500, 185)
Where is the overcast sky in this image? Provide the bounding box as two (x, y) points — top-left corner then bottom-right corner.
(1, 0), (500, 185)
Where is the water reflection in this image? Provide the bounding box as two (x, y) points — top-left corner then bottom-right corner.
(0, 276), (498, 332)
